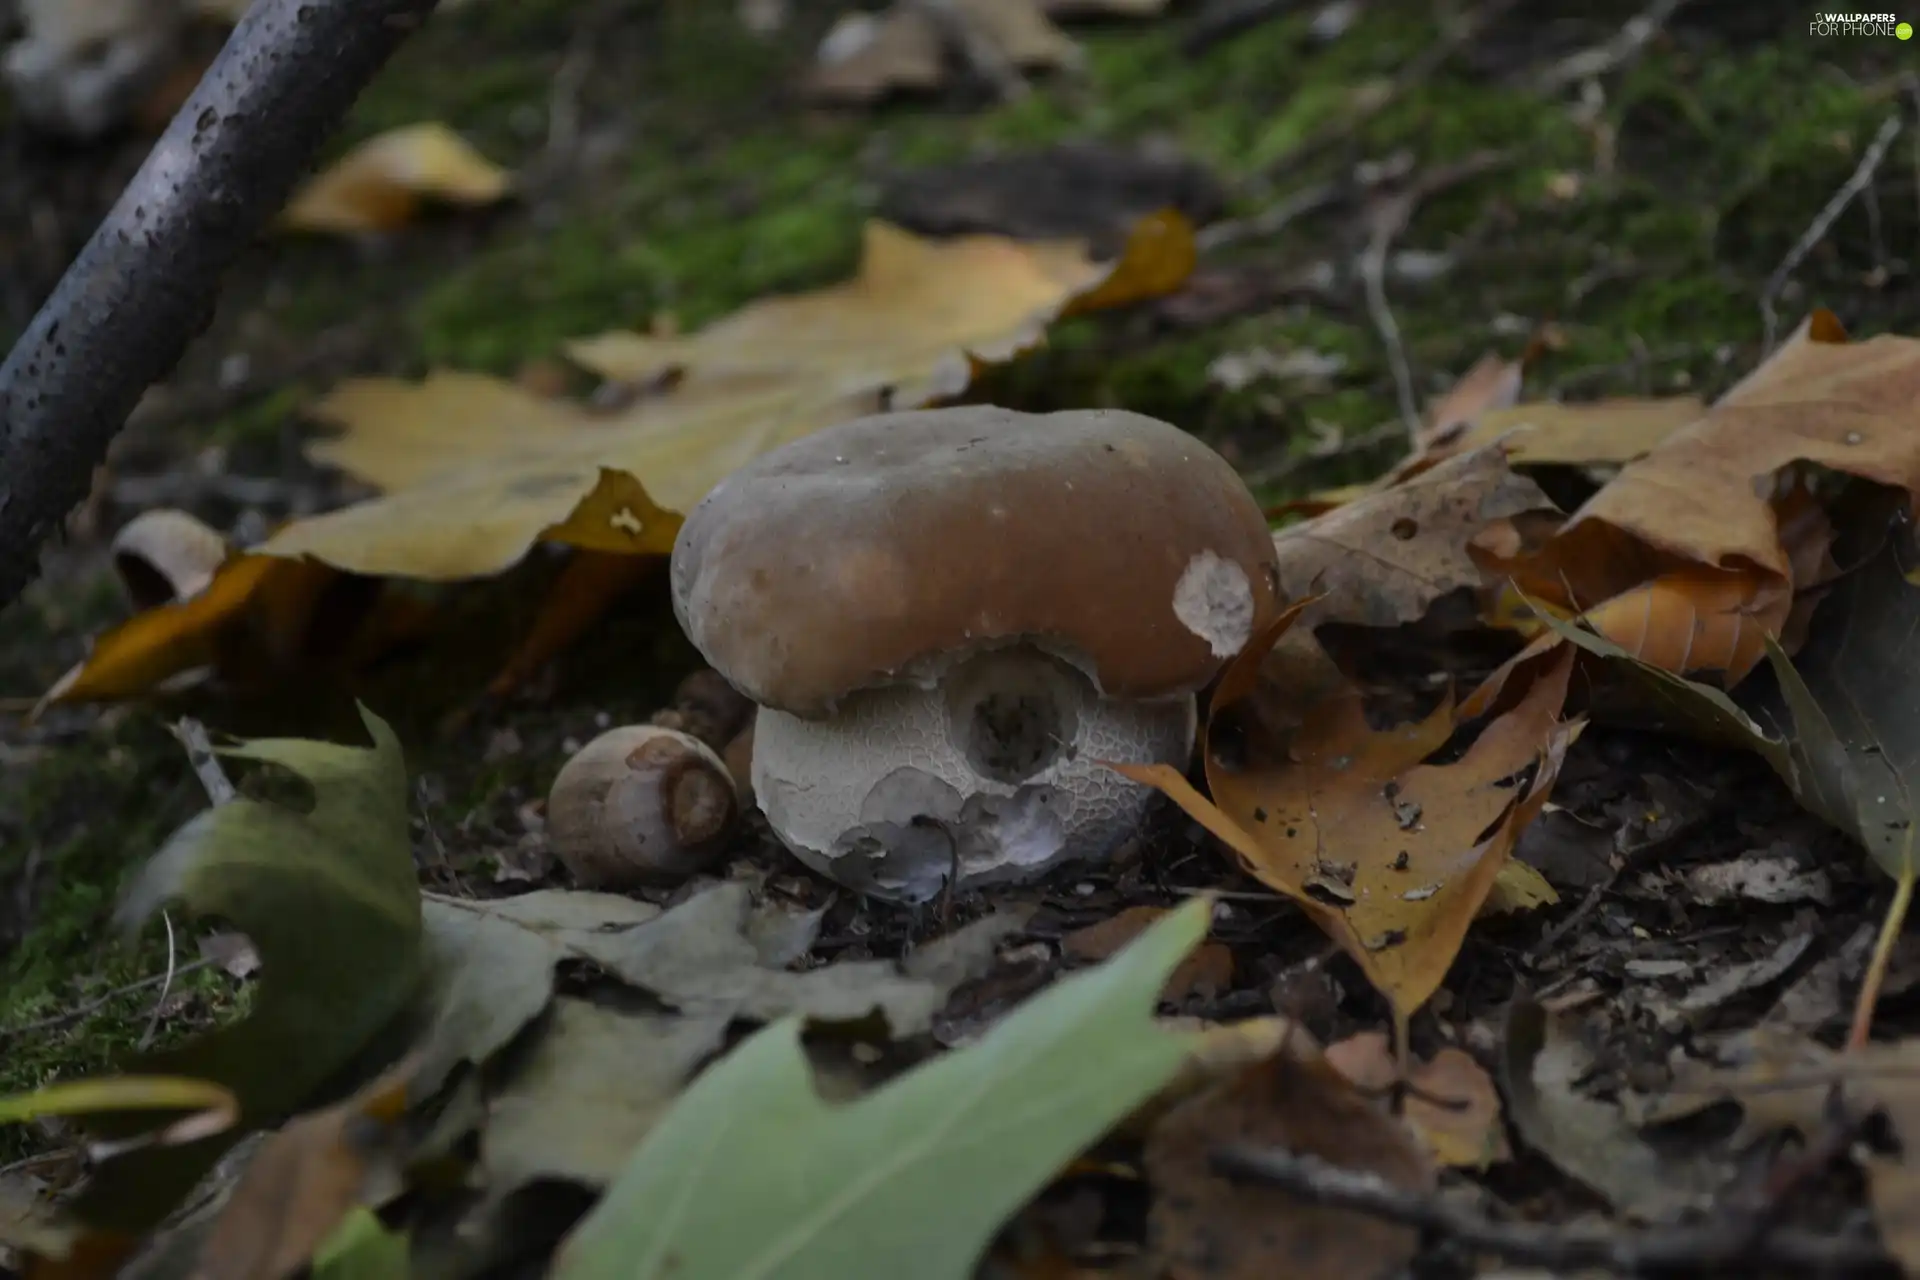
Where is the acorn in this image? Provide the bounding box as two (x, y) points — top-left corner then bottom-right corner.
(547, 725), (739, 888)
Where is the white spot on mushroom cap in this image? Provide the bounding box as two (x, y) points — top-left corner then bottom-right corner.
(750, 650), (1195, 902)
(1171, 550), (1255, 658)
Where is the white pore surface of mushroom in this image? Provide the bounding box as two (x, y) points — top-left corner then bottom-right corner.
(753, 646), (1197, 901)
(670, 405), (1282, 903)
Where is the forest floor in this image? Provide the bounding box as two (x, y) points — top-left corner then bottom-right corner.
(4, 0), (1920, 1271)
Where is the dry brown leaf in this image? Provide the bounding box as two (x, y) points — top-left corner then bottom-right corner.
(1451, 396), (1706, 467)
(191, 1054), (417, 1280)
(1417, 350), (1524, 454)
(1670, 1036), (1920, 1269)
(1270, 443), (1558, 634)
(1062, 906), (1234, 1003)
(40, 554), (436, 710)
(1114, 609), (1580, 1024)
(1464, 474), (1838, 715)
(1144, 1033), (1434, 1280)
(1323, 1031), (1509, 1169)
(281, 123), (510, 235)
(1510, 311), (1920, 635)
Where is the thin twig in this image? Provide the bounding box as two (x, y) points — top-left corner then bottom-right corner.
(1532, 0), (1689, 94)
(1211, 1145), (1889, 1275)
(138, 910), (179, 1052)
(1359, 189), (1423, 443)
(0, 0), (442, 613)
(171, 718), (236, 806)
(1196, 180), (1343, 253)
(1761, 113), (1903, 352)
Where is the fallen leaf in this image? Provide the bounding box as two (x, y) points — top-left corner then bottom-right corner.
(803, 7), (944, 104)
(190, 1054), (416, 1280)
(551, 897), (1211, 1280)
(109, 508), (230, 610)
(1501, 312), (1920, 653)
(1062, 906), (1234, 1002)
(0, 1077), (238, 1181)
(265, 216), (1187, 583)
(1271, 444), (1558, 633)
(1757, 513), (1920, 1043)
(76, 706), (422, 1232)
(572, 880), (1015, 1033)
(1481, 859), (1560, 915)
(198, 931), (263, 980)
(1499, 995), (1726, 1222)
(480, 998), (730, 1199)
(1450, 396), (1706, 467)
(1144, 1032), (1434, 1280)
(0, 1176), (90, 1265)
(1673, 1036), (1920, 1271)
(1118, 614), (1580, 1026)
(1685, 853), (1831, 906)
(1324, 1031), (1509, 1168)
(282, 123), (510, 235)
(1417, 350), (1524, 454)
(409, 889), (663, 1098)
(309, 1207), (409, 1280)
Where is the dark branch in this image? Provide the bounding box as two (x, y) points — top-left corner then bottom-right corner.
(0, 0), (440, 612)
(1211, 1145), (1893, 1277)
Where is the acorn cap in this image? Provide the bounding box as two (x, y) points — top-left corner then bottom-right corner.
(670, 404), (1282, 718)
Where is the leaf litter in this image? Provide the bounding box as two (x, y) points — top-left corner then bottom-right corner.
(22, 33), (1920, 1273)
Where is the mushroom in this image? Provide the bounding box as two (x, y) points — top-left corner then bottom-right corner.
(669, 404), (1282, 902)
(547, 725), (740, 888)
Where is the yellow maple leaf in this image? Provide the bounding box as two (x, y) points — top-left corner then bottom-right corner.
(262, 213), (1193, 581)
(281, 123), (511, 235)
(46, 212), (1195, 706)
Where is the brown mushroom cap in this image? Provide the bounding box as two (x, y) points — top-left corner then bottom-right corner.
(670, 405), (1282, 717)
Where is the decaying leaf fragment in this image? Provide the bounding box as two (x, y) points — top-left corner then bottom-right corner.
(282, 122), (511, 234)
(1144, 1030), (1434, 1280)
(189, 1054), (417, 1280)
(1270, 443), (1559, 633)
(1500, 996), (1728, 1223)
(552, 898), (1210, 1280)
(1115, 605), (1580, 1024)
(76, 706), (423, 1233)
(1324, 1032), (1508, 1169)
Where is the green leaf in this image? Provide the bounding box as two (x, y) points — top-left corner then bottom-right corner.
(312, 1207), (411, 1280)
(1757, 521), (1920, 882)
(552, 896), (1211, 1280)
(78, 704), (423, 1232)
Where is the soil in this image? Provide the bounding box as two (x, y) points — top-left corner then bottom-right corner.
(3, 0), (1920, 1272)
